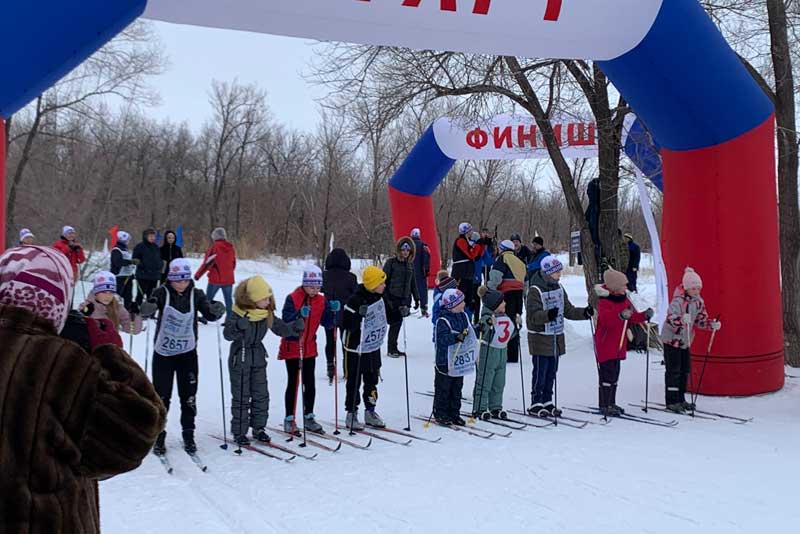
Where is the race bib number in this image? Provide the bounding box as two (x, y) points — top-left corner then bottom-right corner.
(360, 299), (388, 353)
(447, 314), (477, 377)
(489, 315), (515, 349)
(155, 291), (197, 357)
(540, 288), (565, 335)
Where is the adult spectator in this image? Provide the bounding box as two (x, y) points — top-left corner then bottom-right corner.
(511, 232), (533, 266)
(383, 237), (419, 358)
(410, 227), (431, 317)
(451, 222), (489, 318)
(18, 228), (35, 245)
(526, 236), (551, 280)
(195, 227), (237, 316)
(624, 233), (641, 292)
(160, 229), (184, 284)
(133, 228), (162, 306)
(52, 225), (85, 283)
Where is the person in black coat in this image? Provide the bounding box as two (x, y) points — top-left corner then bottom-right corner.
(160, 230), (184, 284)
(110, 230), (138, 311)
(133, 228), (163, 305)
(624, 233), (642, 292)
(322, 248), (358, 381)
(410, 228), (431, 316)
(383, 237), (420, 358)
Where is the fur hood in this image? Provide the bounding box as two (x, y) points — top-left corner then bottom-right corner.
(396, 236), (416, 261)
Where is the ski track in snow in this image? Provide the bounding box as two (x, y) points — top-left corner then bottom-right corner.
(98, 256), (800, 533)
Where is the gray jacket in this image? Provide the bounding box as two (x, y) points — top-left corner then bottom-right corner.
(224, 313), (296, 368)
(525, 271), (588, 356)
(660, 288), (712, 349)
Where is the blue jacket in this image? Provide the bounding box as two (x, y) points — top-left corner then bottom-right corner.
(435, 309), (471, 367)
(526, 249), (550, 279)
(473, 246), (494, 284)
(627, 241), (641, 271)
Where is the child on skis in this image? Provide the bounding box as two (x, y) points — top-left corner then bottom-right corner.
(80, 271), (143, 336)
(431, 270), (457, 341)
(433, 288), (475, 426)
(526, 256), (593, 418)
(278, 266), (338, 435)
(140, 258), (226, 454)
(342, 266), (388, 430)
(110, 230), (137, 312)
(593, 269), (653, 416)
(472, 286), (513, 421)
(224, 275), (305, 446)
(322, 248), (358, 382)
(660, 267), (721, 413)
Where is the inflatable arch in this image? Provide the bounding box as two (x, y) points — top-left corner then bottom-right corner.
(0, 0), (783, 396)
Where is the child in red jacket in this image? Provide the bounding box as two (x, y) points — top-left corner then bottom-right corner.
(278, 266), (338, 434)
(593, 269), (652, 416)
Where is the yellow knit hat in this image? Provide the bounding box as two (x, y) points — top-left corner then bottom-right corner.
(247, 275), (273, 302)
(362, 266), (387, 291)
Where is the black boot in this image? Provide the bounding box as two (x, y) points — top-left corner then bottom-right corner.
(153, 431), (166, 455)
(327, 362), (335, 383)
(253, 429), (271, 443)
(182, 430), (197, 453)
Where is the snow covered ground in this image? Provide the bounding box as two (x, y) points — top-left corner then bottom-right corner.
(99, 257), (799, 534)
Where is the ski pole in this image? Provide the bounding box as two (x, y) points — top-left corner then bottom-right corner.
(552, 321), (558, 428)
(144, 315), (151, 376)
(643, 322), (652, 413)
(235, 341), (246, 455)
(517, 316), (525, 415)
(350, 329), (364, 436)
(588, 318), (608, 421)
(473, 318), (496, 421)
(333, 326), (341, 435)
(216, 321), (229, 450)
(401, 319), (412, 431)
(298, 327), (308, 448)
(691, 314), (720, 417)
(618, 318), (629, 355)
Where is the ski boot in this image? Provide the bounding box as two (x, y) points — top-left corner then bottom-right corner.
(303, 413), (326, 435)
(284, 415), (301, 436)
(666, 403), (686, 414)
(345, 411), (365, 431)
(528, 403), (548, 418)
(153, 431), (167, 456)
(491, 409), (508, 420)
(606, 405), (623, 417)
(182, 430), (197, 454)
(452, 415), (467, 427)
(434, 415), (452, 426)
(478, 411), (492, 421)
(387, 350), (406, 359)
(234, 434), (251, 446)
(327, 362), (335, 384)
(364, 409), (386, 428)
(544, 403), (562, 418)
(611, 404), (626, 415)
(682, 401), (696, 412)
(252, 429), (271, 444)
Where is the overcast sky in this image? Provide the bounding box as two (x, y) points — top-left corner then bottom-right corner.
(146, 21), (326, 133)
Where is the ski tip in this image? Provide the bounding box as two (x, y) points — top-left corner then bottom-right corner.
(286, 455), (297, 463)
(167, 468), (174, 474)
(365, 438), (373, 448)
(201, 466), (208, 472)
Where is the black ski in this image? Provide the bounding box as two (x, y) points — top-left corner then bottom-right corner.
(509, 409), (589, 429)
(373, 426), (443, 443)
(266, 426), (342, 452)
(567, 407), (678, 428)
(462, 412), (526, 430)
(326, 421), (412, 446)
(211, 435), (296, 462)
(185, 450), (208, 472)
(154, 452), (174, 474)
(629, 403), (717, 421)
(413, 415), (493, 439)
(255, 438), (319, 460)
(647, 402), (752, 424)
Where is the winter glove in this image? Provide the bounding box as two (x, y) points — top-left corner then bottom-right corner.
(584, 305), (595, 319)
(300, 305), (311, 318)
(68, 243), (81, 252)
(645, 308), (655, 320)
(358, 305), (369, 317)
(329, 300), (341, 312)
(140, 301), (158, 319)
(85, 317), (123, 350)
(236, 317), (250, 330)
(710, 320), (722, 331)
(209, 301), (226, 319)
(547, 308), (559, 322)
(399, 306), (411, 318)
(620, 308), (633, 321)
(682, 313), (693, 325)
(292, 318), (306, 334)
(80, 302), (95, 317)
(455, 328), (470, 343)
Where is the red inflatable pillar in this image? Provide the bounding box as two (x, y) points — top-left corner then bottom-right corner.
(0, 118), (6, 252)
(388, 186), (440, 288)
(661, 116), (785, 396)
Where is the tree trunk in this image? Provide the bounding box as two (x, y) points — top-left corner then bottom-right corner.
(6, 98), (44, 231)
(767, 0), (800, 367)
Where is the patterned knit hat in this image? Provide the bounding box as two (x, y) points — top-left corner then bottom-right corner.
(19, 228), (34, 243)
(410, 228), (421, 239)
(442, 288), (465, 310)
(541, 255), (564, 277)
(458, 222), (473, 235)
(116, 230), (131, 244)
(682, 267), (703, 290)
(0, 246), (74, 331)
(168, 258), (193, 282)
(302, 265), (323, 287)
(92, 271), (117, 294)
(436, 276), (457, 292)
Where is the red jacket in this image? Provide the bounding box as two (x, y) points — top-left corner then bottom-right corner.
(278, 288), (334, 360)
(195, 240), (236, 285)
(594, 285), (647, 363)
(52, 238), (86, 281)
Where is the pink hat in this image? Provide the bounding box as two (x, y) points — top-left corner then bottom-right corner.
(603, 269), (628, 294)
(682, 267), (703, 290)
(0, 246), (74, 331)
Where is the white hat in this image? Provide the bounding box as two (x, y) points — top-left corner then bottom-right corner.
(499, 240), (515, 252)
(302, 265), (323, 287)
(442, 288), (465, 310)
(541, 256), (564, 276)
(168, 258), (193, 282)
(62, 225), (76, 237)
(19, 228), (35, 242)
(116, 230), (131, 244)
(410, 228), (421, 239)
(458, 222), (472, 235)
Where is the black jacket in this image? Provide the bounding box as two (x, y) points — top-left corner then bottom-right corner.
(383, 237), (419, 305)
(342, 285), (386, 369)
(110, 242), (134, 277)
(147, 282), (222, 348)
(411, 236), (431, 281)
(133, 231), (163, 281)
(322, 248), (358, 327)
(160, 231), (184, 271)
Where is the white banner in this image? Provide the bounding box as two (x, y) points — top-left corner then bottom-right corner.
(144, 0), (663, 62)
(433, 115), (602, 160)
(634, 169), (669, 331)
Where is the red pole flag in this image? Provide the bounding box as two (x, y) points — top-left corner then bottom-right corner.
(108, 225), (119, 249)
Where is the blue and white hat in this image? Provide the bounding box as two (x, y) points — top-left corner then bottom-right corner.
(62, 225), (76, 237)
(19, 228), (34, 242)
(92, 271), (117, 294)
(168, 258), (193, 282)
(302, 265), (323, 287)
(410, 228), (421, 239)
(116, 230), (131, 244)
(499, 239), (515, 252)
(442, 288), (465, 310)
(541, 256), (564, 277)
(458, 222), (472, 235)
